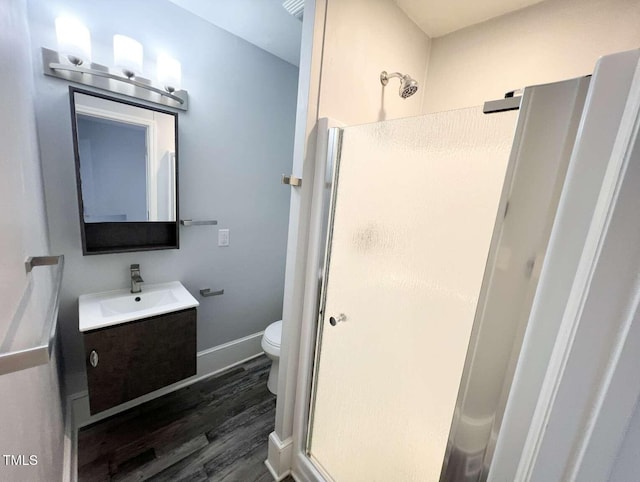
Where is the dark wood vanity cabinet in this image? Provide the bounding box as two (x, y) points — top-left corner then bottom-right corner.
(83, 308), (197, 414)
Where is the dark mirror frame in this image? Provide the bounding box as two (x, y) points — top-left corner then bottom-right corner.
(69, 86), (180, 255)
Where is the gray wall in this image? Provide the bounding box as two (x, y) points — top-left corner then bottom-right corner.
(0, 0), (65, 479)
(27, 0), (298, 392)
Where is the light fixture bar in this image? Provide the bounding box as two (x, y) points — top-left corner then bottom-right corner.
(49, 61), (183, 103)
(41, 47), (188, 111)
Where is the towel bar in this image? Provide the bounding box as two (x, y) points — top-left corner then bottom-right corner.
(0, 255), (64, 376)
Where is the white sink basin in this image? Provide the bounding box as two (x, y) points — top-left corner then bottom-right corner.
(79, 281), (199, 332)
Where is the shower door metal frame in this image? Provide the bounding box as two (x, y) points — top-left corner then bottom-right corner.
(294, 106), (531, 482)
(293, 78), (588, 480)
(289, 117), (344, 482)
(304, 125), (342, 460)
(294, 108), (524, 481)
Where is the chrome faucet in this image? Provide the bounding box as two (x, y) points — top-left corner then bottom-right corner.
(130, 264), (144, 293)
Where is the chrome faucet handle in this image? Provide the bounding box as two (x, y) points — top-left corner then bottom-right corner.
(130, 264), (144, 293)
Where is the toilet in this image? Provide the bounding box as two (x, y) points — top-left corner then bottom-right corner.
(261, 320), (282, 395)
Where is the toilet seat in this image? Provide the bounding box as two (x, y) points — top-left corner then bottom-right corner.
(261, 320), (283, 395)
(263, 320), (282, 348)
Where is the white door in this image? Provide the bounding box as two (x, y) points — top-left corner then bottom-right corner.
(307, 107), (518, 481)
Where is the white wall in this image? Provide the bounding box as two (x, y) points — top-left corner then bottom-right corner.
(318, 0), (431, 125)
(423, 0), (640, 113)
(27, 0), (299, 393)
(0, 2), (50, 337)
(0, 0), (65, 480)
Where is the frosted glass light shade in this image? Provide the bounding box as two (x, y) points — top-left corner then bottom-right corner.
(113, 35), (143, 77)
(157, 54), (181, 92)
(55, 16), (91, 64)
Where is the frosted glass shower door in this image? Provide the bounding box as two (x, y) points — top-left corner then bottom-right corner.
(308, 107), (518, 481)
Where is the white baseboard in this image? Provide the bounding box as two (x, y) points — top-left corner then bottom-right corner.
(293, 451), (327, 482)
(69, 331), (265, 429)
(266, 431), (293, 481)
(196, 331), (265, 375)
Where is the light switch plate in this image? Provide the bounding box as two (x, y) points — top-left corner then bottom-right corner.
(218, 229), (230, 247)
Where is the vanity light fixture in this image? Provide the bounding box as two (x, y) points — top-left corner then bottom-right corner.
(44, 17), (188, 110)
(113, 35), (143, 79)
(157, 54), (182, 93)
(55, 16), (92, 65)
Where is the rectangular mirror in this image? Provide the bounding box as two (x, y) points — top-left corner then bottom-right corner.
(70, 87), (179, 254)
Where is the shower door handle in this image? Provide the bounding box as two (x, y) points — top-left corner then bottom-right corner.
(329, 314), (347, 326)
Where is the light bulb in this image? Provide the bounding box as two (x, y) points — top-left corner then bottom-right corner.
(55, 16), (91, 65)
(157, 54), (181, 93)
(113, 35), (143, 79)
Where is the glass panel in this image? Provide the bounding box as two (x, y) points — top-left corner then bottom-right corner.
(308, 107), (518, 481)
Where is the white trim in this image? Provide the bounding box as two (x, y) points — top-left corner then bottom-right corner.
(265, 432), (294, 481)
(196, 331), (264, 375)
(146, 120), (158, 221)
(516, 55), (640, 481)
(272, 0), (326, 479)
(70, 331), (264, 429)
(62, 392), (76, 482)
(75, 104), (152, 128)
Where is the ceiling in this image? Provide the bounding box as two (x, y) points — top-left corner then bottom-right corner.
(168, 0), (302, 66)
(168, 0), (546, 67)
(394, 0), (546, 38)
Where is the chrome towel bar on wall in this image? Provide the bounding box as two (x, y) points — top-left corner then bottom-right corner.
(0, 255), (64, 376)
(25, 255), (61, 272)
(180, 219), (218, 226)
(200, 288), (224, 297)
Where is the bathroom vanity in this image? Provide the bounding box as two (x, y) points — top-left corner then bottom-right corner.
(79, 281), (199, 414)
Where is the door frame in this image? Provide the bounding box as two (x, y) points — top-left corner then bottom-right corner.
(266, 0), (329, 480)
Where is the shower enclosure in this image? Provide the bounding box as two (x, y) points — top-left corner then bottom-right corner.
(302, 77), (589, 481)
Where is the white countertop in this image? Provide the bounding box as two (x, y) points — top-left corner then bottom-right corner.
(79, 281), (199, 332)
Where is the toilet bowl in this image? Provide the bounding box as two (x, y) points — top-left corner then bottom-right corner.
(261, 320), (282, 395)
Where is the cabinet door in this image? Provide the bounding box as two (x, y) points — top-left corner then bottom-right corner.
(84, 308), (196, 414)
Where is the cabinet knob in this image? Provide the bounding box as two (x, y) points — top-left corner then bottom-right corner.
(89, 350), (99, 368)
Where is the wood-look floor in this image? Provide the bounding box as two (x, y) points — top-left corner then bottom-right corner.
(78, 356), (293, 481)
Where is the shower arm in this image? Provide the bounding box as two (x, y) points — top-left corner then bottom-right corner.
(380, 71), (405, 86)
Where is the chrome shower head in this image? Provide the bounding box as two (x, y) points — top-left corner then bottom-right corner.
(399, 76), (418, 98)
(380, 71), (419, 99)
